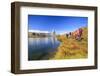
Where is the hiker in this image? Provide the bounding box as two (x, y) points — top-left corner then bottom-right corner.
(66, 33), (69, 38)
(79, 28), (83, 37)
(77, 28), (83, 40)
(71, 28), (83, 40)
(68, 32), (72, 38)
(72, 30), (78, 39)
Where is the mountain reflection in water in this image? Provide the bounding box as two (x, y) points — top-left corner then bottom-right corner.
(28, 37), (60, 60)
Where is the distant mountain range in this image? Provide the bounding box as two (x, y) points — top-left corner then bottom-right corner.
(28, 30), (56, 38)
(29, 30), (49, 33)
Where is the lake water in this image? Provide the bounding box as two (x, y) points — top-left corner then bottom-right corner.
(28, 37), (60, 60)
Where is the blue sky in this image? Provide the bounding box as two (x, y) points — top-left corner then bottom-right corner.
(28, 15), (88, 35)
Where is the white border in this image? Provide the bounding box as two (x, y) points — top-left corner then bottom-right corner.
(20, 6), (95, 70)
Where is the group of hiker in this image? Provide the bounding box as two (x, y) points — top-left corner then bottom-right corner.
(66, 28), (83, 40)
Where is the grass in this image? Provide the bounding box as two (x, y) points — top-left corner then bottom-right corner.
(50, 27), (88, 60)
